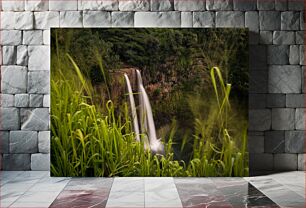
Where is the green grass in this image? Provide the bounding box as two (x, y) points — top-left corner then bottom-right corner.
(51, 52), (248, 177)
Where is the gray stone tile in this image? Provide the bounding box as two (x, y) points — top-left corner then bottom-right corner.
(272, 108), (295, 130)
(264, 131), (285, 153)
(285, 130), (304, 153)
(10, 131), (38, 153)
(249, 109), (271, 131)
(274, 153), (298, 170)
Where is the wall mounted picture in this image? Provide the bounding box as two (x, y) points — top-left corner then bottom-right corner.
(51, 28), (249, 177)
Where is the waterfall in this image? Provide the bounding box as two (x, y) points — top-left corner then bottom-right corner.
(136, 70), (164, 154)
(124, 74), (140, 142)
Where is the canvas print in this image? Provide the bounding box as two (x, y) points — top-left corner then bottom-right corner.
(51, 28), (248, 177)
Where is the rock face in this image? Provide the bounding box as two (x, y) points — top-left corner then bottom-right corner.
(10, 131), (38, 153)
(112, 12), (134, 27)
(1, 30), (22, 45)
(193, 12), (215, 27)
(249, 109), (271, 131)
(269, 65), (301, 93)
(28, 71), (50, 94)
(216, 11), (244, 27)
(1, 66), (27, 94)
(3, 154), (31, 170)
(15, 94), (29, 107)
(34, 12), (60, 29)
(119, 0), (150, 11)
(135, 12), (180, 27)
(174, 0), (205, 11)
(31, 153), (50, 170)
(79, 0), (118, 10)
(38, 131), (50, 153)
(28, 46), (50, 71)
(21, 108), (49, 131)
(60, 11), (83, 27)
(272, 108), (295, 130)
(2, 46), (17, 65)
(83, 11), (111, 27)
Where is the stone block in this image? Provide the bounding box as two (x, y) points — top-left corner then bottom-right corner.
(26, 0), (49, 11)
(267, 45), (289, 64)
(257, 0), (274, 10)
(14, 12), (34, 30)
(38, 131), (50, 153)
(10, 131), (38, 153)
(49, 0), (77, 10)
(0, 131), (9, 153)
(273, 31), (295, 45)
(286, 94), (304, 107)
(216, 11), (244, 28)
(0, 108), (20, 130)
(181, 12), (192, 27)
(249, 94), (266, 109)
(249, 109), (271, 131)
(275, 0), (287, 11)
(272, 108), (295, 130)
(34, 11), (60, 29)
(2, 1), (24, 11)
(15, 94), (29, 107)
(295, 108), (304, 130)
(31, 153), (50, 170)
(250, 70), (268, 93)
(0, 94), (14, 107)
(23, 30), (43, 45)
(29, 94), (44, 107)
(259, 11), (281, 30)
(300, 45), (304, 65)
(60, 11), (83, 28)
(79, 0), (118, 10)
(193, 12), (215, 27)
(298, 154), (305, 170)
(289, 45), (300, 64)
(43, 30), (50, 45)
(233, 0), (256, 10)
(83, 11), (111, 27)
(3, 154), (31, 170)
(274, 154), (297, 170)
(28, 71), (50, 94)
(249, 153), (273, 171)
(151, 0), (173, 11)
(301, 12), (304, 30)
(1, 30), (22, 45)
(288, 0), (303, 10)
(269, 65), (302, 93)
(296, 31), (303, 44)
(112, 12), (134, 27)
(43, 95), (50, 107)
(1, 12), (15, 29)
(249, 45), (267, 68)
(281, 11), (300, 30)
(264, 131), (285, 153)
(285, 130), (304, 153)
(28, 46), (50, 71)
(21, 108), (49, 131)
(266, 93), (285, 107)
(245, 11), (258, 32)
(119, 0), (150, 11)
(248, 135), (264, 153)
(2, 46), (17, 65)
(17, 45), (28, 66)
(135, 12), (180, 27)
(1, 66), (27, 94)
(206, 0), (233, 10)
(174, 0), (205, 11)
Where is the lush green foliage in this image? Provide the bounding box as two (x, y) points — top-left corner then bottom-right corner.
(51, 28), (248, 177)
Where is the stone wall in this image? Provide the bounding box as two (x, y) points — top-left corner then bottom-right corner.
(0, 0), (304, 172)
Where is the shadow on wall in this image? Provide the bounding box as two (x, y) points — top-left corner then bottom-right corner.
(248, 31), (304, 175)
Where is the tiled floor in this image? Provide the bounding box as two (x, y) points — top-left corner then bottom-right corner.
(0, 171), (305, 208)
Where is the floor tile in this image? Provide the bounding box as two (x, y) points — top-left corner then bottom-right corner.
(111, 177), (144, 192)
(106, 191), (144, 208)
